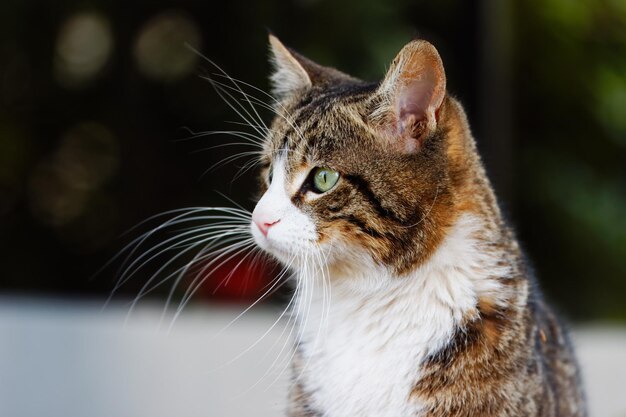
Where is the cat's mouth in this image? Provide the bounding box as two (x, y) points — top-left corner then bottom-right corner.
(251, 222), (325, 267)
(251, 222), (291, 260)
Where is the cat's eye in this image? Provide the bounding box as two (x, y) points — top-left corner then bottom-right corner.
(311, 167), (340, 193)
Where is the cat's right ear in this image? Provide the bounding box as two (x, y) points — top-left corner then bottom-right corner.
(268, 35), (312, 99)
(372, 40), (446, 153)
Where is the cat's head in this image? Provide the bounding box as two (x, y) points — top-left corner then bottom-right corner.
(251, 35), (476, 278)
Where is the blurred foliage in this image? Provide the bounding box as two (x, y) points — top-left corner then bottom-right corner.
(515, 0), (626, 320)
(0, 0), (623, 320)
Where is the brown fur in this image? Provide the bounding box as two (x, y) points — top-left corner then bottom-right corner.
(261, 37), (586, 416)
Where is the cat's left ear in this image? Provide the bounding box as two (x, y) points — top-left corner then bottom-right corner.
(268, 34), (355, 100)
(373, 40), (446, 153)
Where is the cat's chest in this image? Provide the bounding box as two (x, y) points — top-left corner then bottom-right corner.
(299, 317), (424, 417)
(295, 280), (465, 417)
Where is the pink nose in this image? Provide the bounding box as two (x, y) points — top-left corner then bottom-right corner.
(253, 215), (281, 237)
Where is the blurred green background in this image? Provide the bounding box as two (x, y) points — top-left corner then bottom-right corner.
(0, 0), (624, 321)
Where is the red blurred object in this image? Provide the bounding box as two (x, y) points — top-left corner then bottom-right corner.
(189, 254), (279, 302)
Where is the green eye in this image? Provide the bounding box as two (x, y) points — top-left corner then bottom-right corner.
(312, 167), (340, 193)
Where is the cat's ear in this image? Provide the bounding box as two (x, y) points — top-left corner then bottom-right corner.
(373, 40), (446, 153)
(268, 34), (355, 100)
(268, 35), (312, 99)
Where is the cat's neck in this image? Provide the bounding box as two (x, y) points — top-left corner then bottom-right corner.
(294, 212), (514, 338)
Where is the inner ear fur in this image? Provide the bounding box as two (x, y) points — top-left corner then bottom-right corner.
(268, 34), (358, 100)
(372, 40), (446, 153)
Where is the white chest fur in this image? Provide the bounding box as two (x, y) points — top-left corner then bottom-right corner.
(292, 215), (508, 417)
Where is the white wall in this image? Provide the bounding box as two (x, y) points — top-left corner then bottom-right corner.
(0, 297), (623, 417)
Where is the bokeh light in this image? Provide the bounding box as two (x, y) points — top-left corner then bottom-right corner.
(29, 160), (88, 226)
(55, 123), (119, 191)
(54, 12), (113, 88)
(133, 11), (201, 82)
(28, 122), (119, 227)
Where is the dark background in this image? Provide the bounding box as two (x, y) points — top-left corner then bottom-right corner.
(1, 0), (624, 321)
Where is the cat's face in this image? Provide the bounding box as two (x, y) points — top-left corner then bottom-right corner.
(251, 36), (456, 277)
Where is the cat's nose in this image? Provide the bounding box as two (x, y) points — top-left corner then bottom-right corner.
(252, 211), (281, 237)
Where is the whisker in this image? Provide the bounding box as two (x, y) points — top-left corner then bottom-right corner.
(190, 142), (262, 155)
(116, 224), (248, 291)
(211, 73), (282, 108)
(103, 207), (253, 309)
(125, 229), (252, 319)
(178, 129), (265, 147)
(185, 47), (274, 138)
(163, 239), (259, 329)
(400, 185), (440, 229)
(201, 77), (268, 140)
(232, 156), (264, 183)
(241, 253), (302, 393)
(266, 248), (313, 390)
(199, 150), (263, 180)
(295, 243), (331, 383)
(225, 250), (301, 394)
(207, 250), (297, 341)
(160, 235), (256, 320)
(214, 190), (251, 214)
(205, 77), (271, 135)
(96, 207), (215, 285)
(206, 254), (299, 371)
(183, 239), (256, 302)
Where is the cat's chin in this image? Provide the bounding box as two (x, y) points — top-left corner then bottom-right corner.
(262, 245), (293, 265)
(261, 244), (322, 269)
(251, 224), (301, 265)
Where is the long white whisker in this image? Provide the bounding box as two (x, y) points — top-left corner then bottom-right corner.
(202, 77), (268, 140)
(215, 252), (295, 337)
(206, 77), (282, 124)
(240, 268), (302, 393)
(188, 48), (270, 137)
(210, 254), (300, 373)
(210, 73), (301, 136)
(212, 72), (282, 108)
(159, 234), (256, 324)
(164, 239), (259, 329)
(232, 156), (264, 183)
(97, 207), (215, 288)
(230, 268), (300, 398)
(200, 150), (263, 179)
(190, 142), (262, 155)
(266, 248), (313, 390)
(178, 129), (265, 147)
(214, 190), (251, 213)
(208, 77), (269, 138)
(116, 223), (249, 291)
(125, 229), (252, 319)
(295, 243), (330, 382)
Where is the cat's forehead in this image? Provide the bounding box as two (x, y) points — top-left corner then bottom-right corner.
(265, 83), (379, 167)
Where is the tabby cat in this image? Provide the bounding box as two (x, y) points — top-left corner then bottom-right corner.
(249, 35), (586, 417)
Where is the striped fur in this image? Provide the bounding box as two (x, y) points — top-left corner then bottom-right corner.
(251, 36), (586, 417)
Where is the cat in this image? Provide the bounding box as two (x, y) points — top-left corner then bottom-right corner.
(247, 35), (587, 417)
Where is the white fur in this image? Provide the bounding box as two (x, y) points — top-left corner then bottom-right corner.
(268, 35), (312, 99)
(251, 157), (317, 265)
(252, 158), (510, 417)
